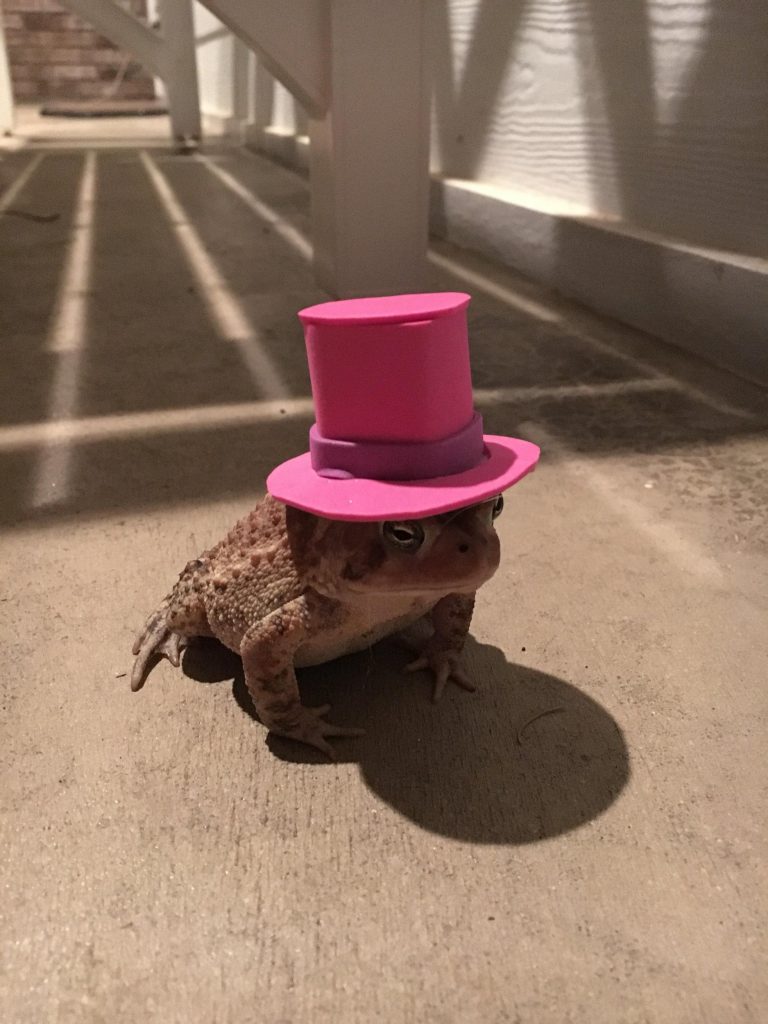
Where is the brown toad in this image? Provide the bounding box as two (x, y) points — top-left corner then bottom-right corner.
(131, 492), (504, 757)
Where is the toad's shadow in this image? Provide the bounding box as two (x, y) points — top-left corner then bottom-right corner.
(182, 638), (630, 844)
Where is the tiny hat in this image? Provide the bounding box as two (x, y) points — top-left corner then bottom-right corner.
(267, 292), (540, 521)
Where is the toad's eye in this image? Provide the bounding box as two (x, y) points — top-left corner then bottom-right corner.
(381, 521), (425, 552)
(492, 495), (504, 519)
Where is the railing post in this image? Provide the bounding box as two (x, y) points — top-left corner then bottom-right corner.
(197, 0), (328, 115)
(307, 0), (430, 297)
(0, 13), (14, 135)
(197, 0), (431, 297)
(59, 0), (166, 76)
(58, 0), (200, 147)
(158, 0), (201, 145)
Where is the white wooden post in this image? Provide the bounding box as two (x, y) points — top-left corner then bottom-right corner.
(158, 0), (201, 143)
(231, 38), (252, 128)
(198, 0), (328, 115)
(197, 0), (431, 297)
(0, 12), (15, 135)
(309, 0), (430, 296)
(60, 0), (165, 74)
(59, 0), (201, 144)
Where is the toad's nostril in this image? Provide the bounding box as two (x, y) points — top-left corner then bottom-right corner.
(458, 543), (470, 554)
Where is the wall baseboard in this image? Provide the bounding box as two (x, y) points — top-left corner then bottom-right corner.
(240, 125), (768, 384)
(201, 112), (243, 139)
(431, 176), (768, 386)
(244, 124), (310, 173)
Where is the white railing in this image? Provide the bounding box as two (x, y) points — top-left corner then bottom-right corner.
(4, 0), (432, 299)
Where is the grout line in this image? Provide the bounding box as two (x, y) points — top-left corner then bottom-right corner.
(139, 150), (289, 400)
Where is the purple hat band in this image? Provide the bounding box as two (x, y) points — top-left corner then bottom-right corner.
(310, 412), (486, 482)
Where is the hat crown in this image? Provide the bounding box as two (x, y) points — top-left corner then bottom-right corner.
(300, 292), (474, 444)
(266, 291), (540, 521)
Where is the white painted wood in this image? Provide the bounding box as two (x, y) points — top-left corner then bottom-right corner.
(0, 15), (13, 135)
(309, 0), (430, 296)
(196, 0), (328, 114)
(231, 38), (253, 125)
(144, 0), (167, 101)
(194, 0), (431, 296)
(245, 123), (311, 172)
(431, 0), (768, 259)
(60, 0), (200, 144)
(430, 176), (768, 385)
(271, 79), (298, 134)
(158, 0), (202, 142)
(195, 28), (254, 140)
(60, 0), (166, 78)
(235, 0), (766, 366)
(202, 106), (768, 379)
(193, 5), (236, 121)
(252, 56), (276, 127)
(181, 0), (768, 263)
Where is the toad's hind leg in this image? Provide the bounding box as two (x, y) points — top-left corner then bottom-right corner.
(130, 595), (210, 692)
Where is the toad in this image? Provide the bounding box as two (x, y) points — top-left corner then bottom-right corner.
(131, 492), (504, 758)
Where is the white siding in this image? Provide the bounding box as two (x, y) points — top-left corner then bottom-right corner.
(430, 0), (768, 257)
(194, 0), (767, 257)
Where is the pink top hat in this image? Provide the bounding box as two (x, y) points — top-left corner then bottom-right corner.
(267, 292), (540, 521)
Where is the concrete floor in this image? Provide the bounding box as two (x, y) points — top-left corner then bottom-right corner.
(1, 118), (767, 1024)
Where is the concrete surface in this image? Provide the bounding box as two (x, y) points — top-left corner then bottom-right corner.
(1, 120), (767, 1024)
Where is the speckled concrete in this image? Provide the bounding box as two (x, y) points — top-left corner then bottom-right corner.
(1, 126), (767, 1024)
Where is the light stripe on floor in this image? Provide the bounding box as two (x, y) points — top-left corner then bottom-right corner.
(188, 156), (751, 422)
(32, 150), (96, 509)
(2, 380), (672, 453)
(139, 150), (289, 400)
(2, 397), (315, 451)
(195, 154), (313, 262)
(0, 152), (46, 212)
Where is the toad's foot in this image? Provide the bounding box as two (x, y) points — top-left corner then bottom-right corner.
(266, 704), (365, 761)
(131, 610), (190, 692)
(405, 649), (475, 703)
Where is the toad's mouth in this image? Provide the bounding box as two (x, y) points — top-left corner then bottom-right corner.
(344, 574), (496, 596)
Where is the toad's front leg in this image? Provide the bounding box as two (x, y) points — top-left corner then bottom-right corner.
(405, 592), (477, 702)
(241, 595), (364, 760)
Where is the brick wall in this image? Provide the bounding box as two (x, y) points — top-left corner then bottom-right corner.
(2, 0), (156, 102)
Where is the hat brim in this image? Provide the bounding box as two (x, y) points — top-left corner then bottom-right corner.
(266, 436), (540, 522)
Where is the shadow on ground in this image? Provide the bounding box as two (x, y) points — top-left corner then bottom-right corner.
(181, 636), (629, 845)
